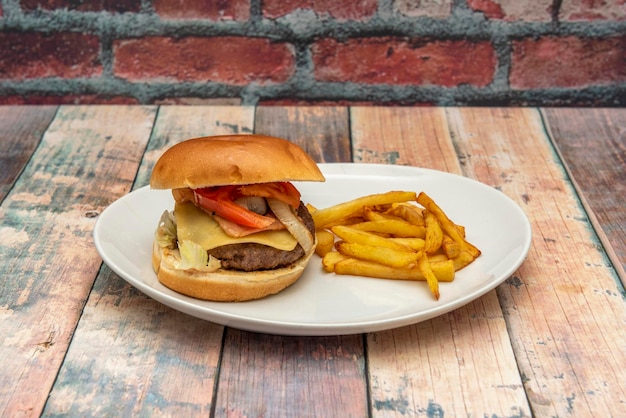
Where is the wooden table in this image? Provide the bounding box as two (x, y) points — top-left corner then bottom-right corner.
(1, 106), (624, 417)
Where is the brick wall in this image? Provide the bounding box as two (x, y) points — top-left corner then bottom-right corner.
(0, 0), (624, 106)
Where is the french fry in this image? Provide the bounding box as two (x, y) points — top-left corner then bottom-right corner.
(312, 191), (417, 229)
(441, 234), (461, 259)
(423, 210), (443, 253)
(417, 250), (440, 300)
(335, 241), (419, 268)
(313, 189), (480, 300)
(417, 192), (481, 258)
(388, 202), (425, 226)
(388, 237), (425, 251)
(367, 204), (394, 213)
(348, 219), (426, 238)
(323, 215), (365, 228)
(322, 251), (350, 272)
(363, 207), (404, 222)
(427, 253), (449, 263)
(429, 259), (455, 282)
(451, 250), (476, 272)
(306, 203), (318, 213)
(331, 225), (413, 252)
(333, 257), (455, 283)
(315, 229), (335, 257)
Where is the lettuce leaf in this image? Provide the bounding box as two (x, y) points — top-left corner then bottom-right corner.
(179, 240), (221, 272)
(155, 210), (177, 249)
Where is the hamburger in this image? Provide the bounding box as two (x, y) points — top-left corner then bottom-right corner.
(150, 134), (325, 302)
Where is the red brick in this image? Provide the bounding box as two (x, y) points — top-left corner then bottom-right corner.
(510, 36), (626, 89)
(113, 37), (295, 84)
(0, 32), (101, 80)
(466, 0), (505, 18)
(154, 0), (250, 21)
(263, 0), (377, 20)
(559, 0), (626, 21)
(312, 37), (496, 87)
(393, 0), (452, 18)
(467, 0), (553, 21)
(21, 0), (141, 12)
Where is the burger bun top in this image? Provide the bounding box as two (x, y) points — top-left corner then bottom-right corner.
(150, 135), (325, 190)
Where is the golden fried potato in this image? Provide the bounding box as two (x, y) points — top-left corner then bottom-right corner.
(315, 229), (335, 257)
(333, 257), (455, 283)
(388, 237), (425, 251)
(388, 202), (425, 226)
(322, 251), (350, 272)
(417, 250), (440, 300)
(441, 234), (461, 259)
(335, 241), (419, 268)
(423, 210), (444, 254)
(314, 189), (480, 300)
(451, 250), (477, 272)
(427, 253), (449, 263)
(330, 225), (413, 252)
(322, 215), (366, 228)
(363, 207), (404, 222)
(348, 219), (426, 238)
(312, 191), (417, 229)
(417, 192), (481, 258)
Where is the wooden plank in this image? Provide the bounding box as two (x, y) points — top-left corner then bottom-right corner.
(43, 106), (256, 416)
(541, 108), (626, 280)
(255, 106), (352, 163)
(0, 105), (157, 417)
(350, 106), (459, 172)
(217, 331), (367, 417)
(350, 107), (530, 417)
(446, 107), (626, 417)
(0, 106), (57, 201)
(213, 106), (369, 417)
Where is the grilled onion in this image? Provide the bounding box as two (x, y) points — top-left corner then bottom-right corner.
(267, 198), (314, 253)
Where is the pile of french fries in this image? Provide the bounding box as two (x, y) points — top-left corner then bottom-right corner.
(309, 191), (481, 300)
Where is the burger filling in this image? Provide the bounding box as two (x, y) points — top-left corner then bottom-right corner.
(208, 203), (315, 271)
(156, 182), (315, 272)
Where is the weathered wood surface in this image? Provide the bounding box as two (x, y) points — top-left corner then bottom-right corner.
(0, 105), (624, 417)
(0, 106), (156, 417)
(542, 108), (626, 279)
(0, 106), (57, 201)
(43, 106), (255, 416)
(447, 107), (626, 417)
(255, 106), (352, 163)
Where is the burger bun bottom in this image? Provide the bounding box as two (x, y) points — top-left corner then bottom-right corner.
(152, 241), (316, 302)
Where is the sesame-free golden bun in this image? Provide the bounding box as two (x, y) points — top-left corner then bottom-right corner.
(150, 134), (325, 190)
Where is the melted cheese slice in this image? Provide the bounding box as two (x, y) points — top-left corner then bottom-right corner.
(175, 201), (298, 251)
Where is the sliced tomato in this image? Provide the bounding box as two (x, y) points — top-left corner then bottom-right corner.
(238, 182), (301, 208)
(193, 186), (276, 229)
(193, 182), (302, 229)
(213, 214), (284, 237)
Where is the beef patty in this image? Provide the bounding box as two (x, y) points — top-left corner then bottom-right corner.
(208, 202), (316, 271)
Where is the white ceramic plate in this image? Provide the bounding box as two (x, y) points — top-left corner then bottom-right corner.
(94, 163), (531, 336)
